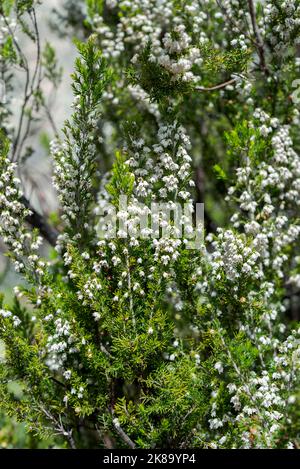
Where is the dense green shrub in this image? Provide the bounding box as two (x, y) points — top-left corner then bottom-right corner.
(1, 0), (300, 449)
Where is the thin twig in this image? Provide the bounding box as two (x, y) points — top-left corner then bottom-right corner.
(100, 343), (113, 358)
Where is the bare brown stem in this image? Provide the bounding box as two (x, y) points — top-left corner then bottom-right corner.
(195, 77), (238, 92)
(247, 0), (269, 76)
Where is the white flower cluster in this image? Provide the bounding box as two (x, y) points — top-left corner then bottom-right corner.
(46, 318), (77, 371)
(127, 84), (160, 120)
(76, 276), (102, 309)
(90, 121), (197, 324)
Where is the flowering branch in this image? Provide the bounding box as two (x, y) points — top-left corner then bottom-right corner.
(247, 0), (269, 76)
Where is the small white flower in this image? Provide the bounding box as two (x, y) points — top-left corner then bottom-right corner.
(63, 370), (72, 380)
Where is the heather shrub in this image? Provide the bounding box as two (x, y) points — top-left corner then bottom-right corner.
(1, 0), (300, 449)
